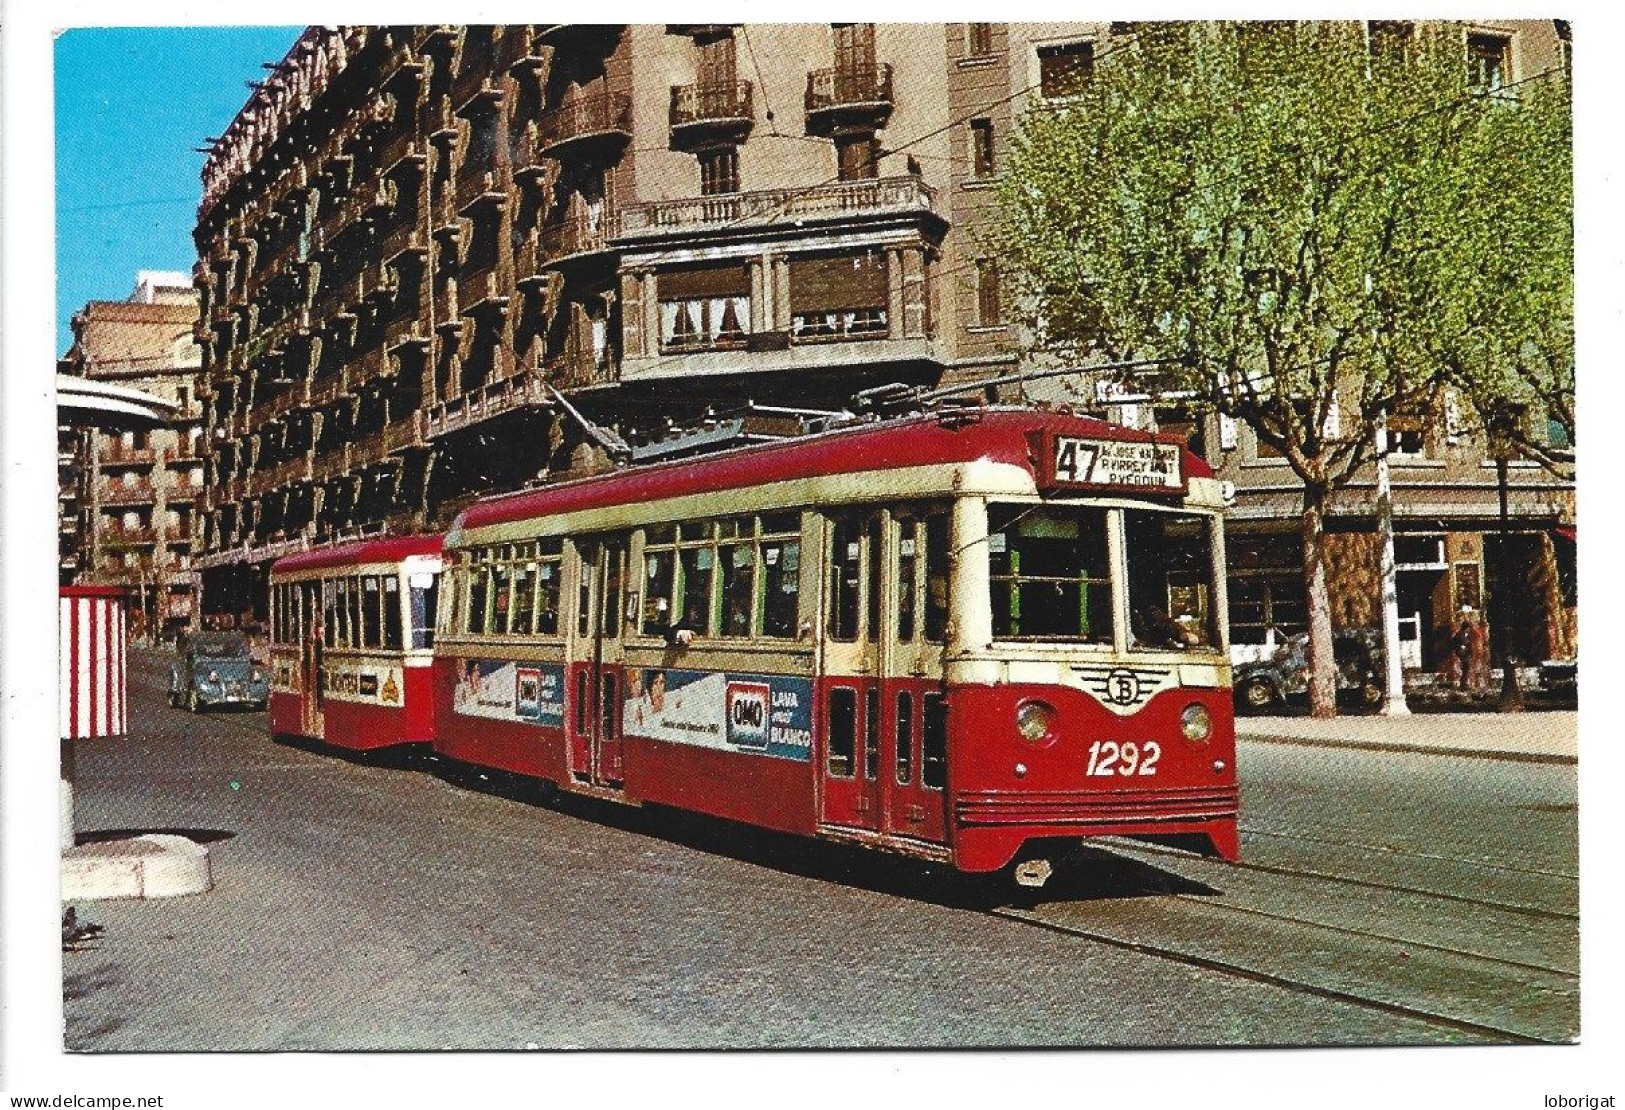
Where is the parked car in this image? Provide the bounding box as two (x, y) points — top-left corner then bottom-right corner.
(1234, 629), (1385, 713)
(170, 631), (270, 712)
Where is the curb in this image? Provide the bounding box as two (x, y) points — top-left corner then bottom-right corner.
(1238, 733), (1576, 766)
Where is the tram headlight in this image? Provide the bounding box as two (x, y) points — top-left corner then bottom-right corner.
(1181, 703), (1213, 743)
(1016, 700), (1055, 743)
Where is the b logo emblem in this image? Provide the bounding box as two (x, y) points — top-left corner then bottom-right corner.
(1106, 668), (1141, 706)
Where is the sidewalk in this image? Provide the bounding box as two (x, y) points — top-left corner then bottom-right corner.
(1237, 710), (1578, 764)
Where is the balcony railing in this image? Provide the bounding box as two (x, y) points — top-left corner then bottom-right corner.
(539, 206), (612, 265)
(454, 165), (508, 214)
(382, 223), (429, 265)
(805, 63), (895, 114)
(538, 90), (633, 155)
(616, 174), (937, 239)
(383, 411), (427, 454)
(669, 80), (753, 134)
(457, 263), (512, 316)
(427, 372), (550, 440)
(100, 444), (157, 466)
(100, 480), (156, 506)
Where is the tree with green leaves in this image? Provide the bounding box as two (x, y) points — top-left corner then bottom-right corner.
(993, 20), (1573, 716)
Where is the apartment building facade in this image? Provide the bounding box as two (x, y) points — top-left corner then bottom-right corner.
(194, 22), (1574, 672)
(62, 271), (207, 640)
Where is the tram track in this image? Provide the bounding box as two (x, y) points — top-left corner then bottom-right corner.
(989, 903), (1560, 1045)
(1115, 836), (1578, 922)
(1238, 825), (1580, 882)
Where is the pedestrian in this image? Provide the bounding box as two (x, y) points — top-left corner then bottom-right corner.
(1451, 617), (1473, 692)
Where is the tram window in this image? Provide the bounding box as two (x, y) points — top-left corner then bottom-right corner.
(576, 548), (594, 638)
(334, 578), (351, 646)
(511, 562), (536, 636)
(605, 543), (627, 636)
(384, 576), (402, 650)
(678, 545), (714, 636)
(925, 511), (949, 642)
(536, 541), (562, 635)
(897, 515), (919, 641)
(762, 538), (800, 639)
(828, 515), (863, 641)
(1124, 511), (1220, 650)
(922, 692), (947, 789)
(759, 510), (800, 536)
(362, 576), (383, 648)
(410, 575), (438, 649)
(350, 577), (365, 648)
(988, 505), (1112, 643)
(720, 541), (756, 637)
(491, 563), (513, 635)
(895, 691), (914, 784)
(468, 564), (489, 635)
(827, 687), (857, 778)
(865, 687), (880, 780)
(641, 547), (676, 636)
(866, 516), (883, 640)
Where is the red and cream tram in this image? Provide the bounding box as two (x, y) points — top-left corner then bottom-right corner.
(432, 408), (1237, 877)
(268, 535), (443, 751)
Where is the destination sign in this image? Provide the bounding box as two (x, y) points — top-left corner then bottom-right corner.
(1049, 435), (1184, 491)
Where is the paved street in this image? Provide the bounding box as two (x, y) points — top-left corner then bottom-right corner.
(62, 649), (1578, 1050)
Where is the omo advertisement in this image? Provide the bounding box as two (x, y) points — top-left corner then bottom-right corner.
(623, 669), (813, 763)
(452, 659), (566, 728)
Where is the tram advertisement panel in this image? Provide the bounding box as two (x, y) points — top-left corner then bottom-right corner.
(623, 669), (813, 763)
(452, 659), (566, 727)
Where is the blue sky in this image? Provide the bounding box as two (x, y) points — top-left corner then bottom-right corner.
(54, 25), (302, 356)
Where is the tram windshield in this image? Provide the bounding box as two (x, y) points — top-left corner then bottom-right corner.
(986, 503), (1222, 650)
(1124, 510), (1221, 651)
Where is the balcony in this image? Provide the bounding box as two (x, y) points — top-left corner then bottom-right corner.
(383, 411), (427, 454)
(308, 369), (350, 410)
(384, 313), (431, 352)
(379, 133), (428, 176)
(537, 90), (633, 159)
(382, 223), (430, 266)
(804, 63), (894, 136)
(534, 25), (622, 51)
(456, 263), (511, 318)
(615, 174), (939, 242)
(427, 372), (550, 441)
(311, 443), (353, 484)
(668, 81), (753, 149)
(100, 443), (157, 466)
(454, 165), (508, 215)
(107, 526), (157, 547)
(351, 346), (396, 389)
(100, 479), (156, 507)
(538, 206), (613, 270)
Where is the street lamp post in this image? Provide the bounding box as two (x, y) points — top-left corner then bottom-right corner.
(1375, 410), (1410, 715)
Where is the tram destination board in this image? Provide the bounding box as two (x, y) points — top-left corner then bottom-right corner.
(1043, 433), (1185, 493)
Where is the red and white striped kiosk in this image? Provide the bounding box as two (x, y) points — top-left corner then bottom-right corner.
(58, 587), (129, 853)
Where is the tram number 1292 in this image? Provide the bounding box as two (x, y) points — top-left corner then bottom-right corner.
(1086, 740), (1161, 777)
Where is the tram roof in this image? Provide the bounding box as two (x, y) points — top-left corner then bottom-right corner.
(271, 534), (444, 576)
(451, 407), (1214, 537)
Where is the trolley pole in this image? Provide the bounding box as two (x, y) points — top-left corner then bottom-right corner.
(1375, 411), (1409, 716)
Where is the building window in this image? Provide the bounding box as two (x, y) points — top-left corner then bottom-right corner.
(835, 134), (879, 181)
(1038, 40), (1095, 99)
(1467, 32), (1511, 92)
(970, 118), (996, 178)
(975, 259), (1002, 327)
(1155, 408), (1207, 459)
(698, 147), (740, 195)
(1388, 409), (1426, 457)
(659, 262), (751, 352)
(967, 23), (993, 57)
(790, 252), (888, 342)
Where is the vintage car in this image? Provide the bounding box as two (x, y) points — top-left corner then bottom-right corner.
(170, 631), (270, 711)
(1234, 628), (1385, 713)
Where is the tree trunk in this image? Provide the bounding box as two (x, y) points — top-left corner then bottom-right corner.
(1301, 482), (1339, 718)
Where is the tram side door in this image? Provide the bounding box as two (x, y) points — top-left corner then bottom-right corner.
(819, 509), (883, 832)
(299, 580), (324, 737)
(568, 537), (628, 787)
(880, 507), (949, 844)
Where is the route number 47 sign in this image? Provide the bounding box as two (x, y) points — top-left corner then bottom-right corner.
(1050, 435), (1184, 491)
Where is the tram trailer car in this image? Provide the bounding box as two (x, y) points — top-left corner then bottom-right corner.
(432, 408), (1237, 882)
(268, 536), (444, 752)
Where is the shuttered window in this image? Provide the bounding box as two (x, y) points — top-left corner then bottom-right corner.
(789, 252), (888, 341)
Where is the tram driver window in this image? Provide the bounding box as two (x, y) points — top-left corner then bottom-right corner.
(384, 576), (402, 650)
(361, 576), (383, 648)
(1125, 511), (1221, 650)
(988, 505), (1113, 643)
(411, 572), (438, 649)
